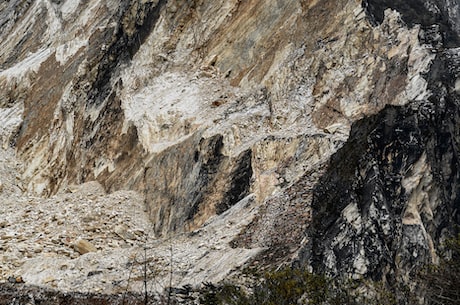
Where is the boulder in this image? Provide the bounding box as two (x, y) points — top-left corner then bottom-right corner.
(73, 239), (97, 255)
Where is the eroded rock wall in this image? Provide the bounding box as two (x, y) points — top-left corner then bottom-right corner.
(1, 0), (436, 233)
(297, 0), (460, 298)
(0, 0), (459, 299)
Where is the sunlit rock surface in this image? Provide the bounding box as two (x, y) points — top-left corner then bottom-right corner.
(0, 0), (459, 302)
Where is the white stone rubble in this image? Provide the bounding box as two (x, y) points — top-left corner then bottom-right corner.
(0, 146), (262, 294)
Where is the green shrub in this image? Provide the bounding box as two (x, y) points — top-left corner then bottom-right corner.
(200, 282), (250, 305)
(199, 267), (360, 305)
(253, 268), (329, 305)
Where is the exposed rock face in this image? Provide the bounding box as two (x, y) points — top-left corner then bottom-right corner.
(299, 0), (460, 295)
(2, 0), (434, 232)
(0, 0), (459, 302)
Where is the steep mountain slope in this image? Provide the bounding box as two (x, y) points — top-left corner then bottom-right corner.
(0, 0), (459, 303)
(301, 0), (460, 288)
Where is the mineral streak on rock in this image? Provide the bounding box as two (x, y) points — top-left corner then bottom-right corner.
(0, 0), (459, 302)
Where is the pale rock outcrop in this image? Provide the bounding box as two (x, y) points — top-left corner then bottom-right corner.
(0, 0), (459, 302)
(1, 0), (434, 234)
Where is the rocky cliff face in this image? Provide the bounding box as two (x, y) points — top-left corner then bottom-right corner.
(0, 0), (459, 302)
(301, 0), (460, 289)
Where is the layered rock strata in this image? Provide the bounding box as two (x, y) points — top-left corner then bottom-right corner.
(0, 0), (459, 301)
